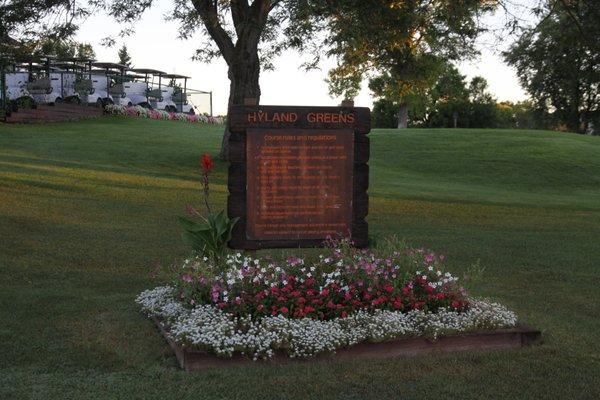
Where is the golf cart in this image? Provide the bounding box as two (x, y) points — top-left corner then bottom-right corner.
(162, 73), (197, 114)
(57, 58), (114, 107)
(24, 57), (80, 105)
(93, 62), (133, 107)
(129, 68), (169, 109)
(1, 57), (35, 113)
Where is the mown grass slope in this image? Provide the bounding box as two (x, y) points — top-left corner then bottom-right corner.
(1, 117), (599, 399)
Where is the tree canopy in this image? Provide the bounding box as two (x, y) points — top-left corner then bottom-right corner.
(504, 0), (600, 133)
(0, 0), (88, 59)
(117, 45), (132, 67)
(308, 0), (496, 128)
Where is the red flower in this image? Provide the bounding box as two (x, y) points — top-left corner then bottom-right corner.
(184, 204), (200, 216)
(451, 301), (461, 309)
(341, 311), (348, 318)
(280, 306), (289, 314)
(257, 304), (265, 311)
(201, 153), (214, 173)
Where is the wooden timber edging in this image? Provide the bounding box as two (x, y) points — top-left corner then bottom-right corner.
(152, 317), (541, 371)
(4, 103), (104, 124)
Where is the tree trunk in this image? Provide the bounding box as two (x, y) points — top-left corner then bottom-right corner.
(397, 103), (408, 129)
(218, 47), (261, 160)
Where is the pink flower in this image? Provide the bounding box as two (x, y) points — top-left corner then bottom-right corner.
(185, 204), (200, 216)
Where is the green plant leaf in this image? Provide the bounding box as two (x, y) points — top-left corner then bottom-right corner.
(178, 216), (207, 232)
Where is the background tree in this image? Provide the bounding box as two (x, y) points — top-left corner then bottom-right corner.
(0, 0), (88, 59)
(426, 64), (470, 128)
(466, 76), (499, 128)
(504, 0), (600, 134)
(371, 99), (400, 129)
(117, 45), (132, 67)
(37, 38), (95, 59)
(367, 55), (444, 129)
(77, 43), (96, 59)
(314, 0), (496, 129)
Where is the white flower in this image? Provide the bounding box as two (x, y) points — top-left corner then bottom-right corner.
(137, 286), (517, 361)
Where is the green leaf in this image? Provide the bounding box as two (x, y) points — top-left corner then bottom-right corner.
(178, 216), (206, 232)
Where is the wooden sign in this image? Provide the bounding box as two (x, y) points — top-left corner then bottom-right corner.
(228, 104), (370, 249)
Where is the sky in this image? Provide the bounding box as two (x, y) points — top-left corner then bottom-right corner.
(75, 3), (531, 116)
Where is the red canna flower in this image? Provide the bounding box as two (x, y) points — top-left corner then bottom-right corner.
(185, 204), (201, 216)
(201, 153), (214, 173)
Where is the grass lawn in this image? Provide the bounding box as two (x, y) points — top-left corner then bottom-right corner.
(1, 117), (599, 399)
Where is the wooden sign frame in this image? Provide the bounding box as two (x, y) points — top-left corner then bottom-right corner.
(227, 103), (370, 249)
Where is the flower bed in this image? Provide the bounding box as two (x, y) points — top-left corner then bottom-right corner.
(104, 104), (224, 124)
(137, 240), (520, 361)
